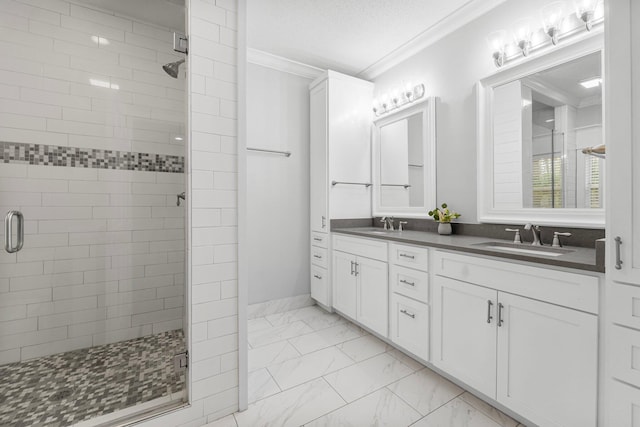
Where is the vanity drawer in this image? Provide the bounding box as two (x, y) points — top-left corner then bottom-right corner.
(390, 293), (429, 361)
(332, 234), (387, 261)
(311, 265), (328, 306)
(389, 243), (429, 271)
(390, 264), (429, 303)
(433, 250), (599, 314)
(610, 282), (640, 330)
(311, 246), (328, 268)
(311, 231), (328, 248)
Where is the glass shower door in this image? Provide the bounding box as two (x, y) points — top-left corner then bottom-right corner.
(0, 0), (188, 424)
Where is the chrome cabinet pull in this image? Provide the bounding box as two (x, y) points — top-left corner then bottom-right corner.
(4, 210), (24, 253)
(313, 237), (323, 242)
(615, 236), (623, 270)
(400, 309), (415, 319)
(313, 254), (322, 259)
(487, 300), (493, 324)
(350, 261), (355, 275)
(498, 303), (504, 327)
(313, 274), (322, 280)
(321, 216), (326, 229)
(354, 262), (359, 276)
(399, 279), (415, 287)
(399, 253), (415, 260)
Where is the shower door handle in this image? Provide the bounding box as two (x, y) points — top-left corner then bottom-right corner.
(4, 210), (24, 253)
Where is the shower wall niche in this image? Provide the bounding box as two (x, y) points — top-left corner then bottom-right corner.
(0, 0), (186, 363)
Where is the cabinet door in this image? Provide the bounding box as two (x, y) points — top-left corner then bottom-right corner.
(333, 250), (356, 319)
(356, 256), (388, 337)
(310, 81), (328, 233)
(390, 293), (429, 361)
(496, 293), (597, 427)
(608, 379), (640, 427)
(432, 276), (497, 398)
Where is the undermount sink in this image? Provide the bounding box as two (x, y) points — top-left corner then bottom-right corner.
(367, 229), (397, 234)
(472, 241), (574, 257)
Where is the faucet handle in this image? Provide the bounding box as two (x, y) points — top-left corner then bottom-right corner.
(399, 221), (408, 231)
(552, 232), (572, 248)
(505, 228), (522, 244)
(380, 217), (388, 230)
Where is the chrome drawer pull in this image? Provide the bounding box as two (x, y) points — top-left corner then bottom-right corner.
(498, 303), (504, 327)
(399, 253), (415, 259)
(313, 274), (322, 280)
(487, 300), (493, 324)
(313, 254), (322, 259)
(400, 309), (415, 319)
(354, 262), (359, 276)
(615, 236), (623, 270)
(350, 261), (355, 275)
(399, 279), (415, 287)
(313, 237), (323, 242)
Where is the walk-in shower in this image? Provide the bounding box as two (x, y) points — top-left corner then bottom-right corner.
(0, 0), (188, 425)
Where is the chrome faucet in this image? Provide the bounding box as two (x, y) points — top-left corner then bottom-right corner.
(524, 223), (542, 246)
(380, 216), (395, 231)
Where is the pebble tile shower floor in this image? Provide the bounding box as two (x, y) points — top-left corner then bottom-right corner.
(0, 329), (186, 426)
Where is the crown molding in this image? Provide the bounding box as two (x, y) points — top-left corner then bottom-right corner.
(358, 0), (508, 80)
(247, 48), (325, 79)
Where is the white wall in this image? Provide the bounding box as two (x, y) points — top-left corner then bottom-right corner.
(373, 0), (560, 222)
(0, 0), (186, 363)
(246, 63), (311, 304)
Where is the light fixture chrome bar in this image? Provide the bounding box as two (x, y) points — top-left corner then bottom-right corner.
(331, 181), (372, 188)
(381, 183), (412, 189)
(246, 147), (292, 157)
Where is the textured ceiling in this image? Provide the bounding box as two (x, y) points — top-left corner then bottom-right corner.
(76, 0), (185, 31)
(247, 0), (490, 76)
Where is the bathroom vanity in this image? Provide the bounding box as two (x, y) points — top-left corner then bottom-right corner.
(329, 228), (601, 427)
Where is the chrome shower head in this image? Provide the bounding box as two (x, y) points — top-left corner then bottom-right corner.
(162, 58), (185, 78)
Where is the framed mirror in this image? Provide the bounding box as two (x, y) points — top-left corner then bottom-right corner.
(373, 98), (437, 217)
(477, 35), (604, 227)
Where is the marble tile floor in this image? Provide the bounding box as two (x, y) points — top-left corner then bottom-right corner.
(0, 329), (186, 427)
(209, 305), (527, 427)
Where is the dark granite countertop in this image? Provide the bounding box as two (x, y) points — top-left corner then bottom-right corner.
(332, 227), (604, 273)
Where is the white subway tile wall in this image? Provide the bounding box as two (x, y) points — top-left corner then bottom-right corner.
(180, 0), (240, 423)
(0, 0), (187, 364)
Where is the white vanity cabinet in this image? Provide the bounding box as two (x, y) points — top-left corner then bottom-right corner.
(332, 234), (388, 337)
(388, 243), (430, 361)
(432, 251), (598, 427)
(309, 71), (373, 308)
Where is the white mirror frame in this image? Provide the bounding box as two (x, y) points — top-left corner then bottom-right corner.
(372, 98), (437, 218)
(477, 33), (605, 228)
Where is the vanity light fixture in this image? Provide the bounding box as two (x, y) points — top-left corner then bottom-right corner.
(487, 0), (602, 67)
(512, 18), (535, 57)
(579, 77), (602, 88)
(541, 1), (566, 45)
(372, 83), (425, 117)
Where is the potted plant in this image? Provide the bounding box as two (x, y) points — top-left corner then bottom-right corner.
(428, 203), (461, 235)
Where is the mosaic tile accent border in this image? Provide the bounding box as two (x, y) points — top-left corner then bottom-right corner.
(0, 329), (186, 426)
(0, 141), (184, 173)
